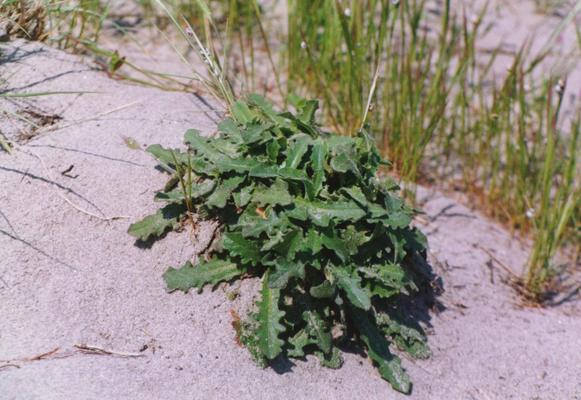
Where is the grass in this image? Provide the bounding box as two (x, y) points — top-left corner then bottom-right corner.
(284, 0), (580, 299)
(2, 0), (579, 301)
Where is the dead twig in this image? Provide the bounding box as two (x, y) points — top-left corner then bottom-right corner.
(0, 363), (20, 370)
(74, 344), (145, 358)
(476, 244), (520, 279)
(26, 347), (60, 361)
(0, 344), (144, 372)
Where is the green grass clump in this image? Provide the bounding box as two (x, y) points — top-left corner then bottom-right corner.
(284, 0), (580, 300)
(129, 95), (433, 394)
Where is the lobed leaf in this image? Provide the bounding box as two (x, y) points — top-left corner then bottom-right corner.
(257, 273), (286, 360)
(350, 307), (411, 394)
(253, 179), (292, 206)
(303, 310), (332, 354)
(222, 232), (261, 263)
(207, 176), (245, 208)
(128, 204), (184, 241)
(155, 180), (216, 203)
(377, 313), (431, 360)
(291, 198), (366, 227)
(331, 265), (371, 310)
(163, 260), (241, 293)
(268, 259), (305, 288)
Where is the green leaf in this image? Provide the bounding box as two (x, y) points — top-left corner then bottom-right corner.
(384, 211), (412, 229)
(239, 313), (268, 368)
(223, 232), (261, 263)
(320, 231), (349, 262)
(360, 263), (412, 298)
(310, 140), (327, 172)
(278, 167), (309, 182)
(377, 314), (430, 360)
(310, 281), (336, 298)
(249, 163), (279, 178)
(248, 164), (309, 182)
(184, 129), (223, 162)
(261, 231), (285, 251)
(268, 259), (305, 288)
(236, 207), (279, 237)
(288, 328), (315, 358)
(303, 310), (332, 354)
(289, 94), (319, 124)
(207, 176), (245, 208)
(331, 266), (371, 310)
(257, 273), (285, 360)
(299, 100), (318, 124)
(253, 179), (292, 206)
(185, 130), (258, 173)
(217, 117), (243, 142)
(155, 180), (216, 203)
(342, 186), (368, 207)
(402, 228), (428, 252)
(350, 307), (411, 394)
(330, 153), (351, 173)
(233, 184), (254, 208)
(266, 139), (281, 161)
(243, 123), (271, 144)
(232, 100), (255, 124)
(315, 347), (343, 369)
(293, 198), (366, 227)
(305, 228), (324, 254)
(248, 93), (285, 123)
(284, 136), (310, 169)
(128, 204), (184, 241)
(341, 225), (370, 255)
(271, 229), (303, 259)
(330, 152), (360, 176)
(308, 141), (328, 198)
(146, 144), (174, 165)
(163, 260), (241, 293)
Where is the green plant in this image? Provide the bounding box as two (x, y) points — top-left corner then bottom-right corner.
(129, 95), (433, 394)
(525, 103), (580, 297)
(285, 0), (580, 299)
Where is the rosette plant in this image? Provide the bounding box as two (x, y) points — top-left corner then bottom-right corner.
(130, 94), (433, 394)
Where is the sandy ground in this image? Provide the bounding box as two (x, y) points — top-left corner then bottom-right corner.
(1, 35), (581, 400)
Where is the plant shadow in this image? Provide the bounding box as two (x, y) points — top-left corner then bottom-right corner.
(270, 356), (296, 375)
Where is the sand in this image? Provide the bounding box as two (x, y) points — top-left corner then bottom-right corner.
(1, 37), (580, 400)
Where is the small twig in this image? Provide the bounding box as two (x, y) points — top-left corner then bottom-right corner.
(60, 164), (79, 179)
(0, 363), (20, 370)
(73, 344), (145, 358)
(477, 245), (519, 279)
(0, 347), (61, 364)
(0, 344), (145, 371)
(27, 347), (60, 361)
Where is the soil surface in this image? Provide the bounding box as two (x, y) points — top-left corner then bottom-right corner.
(1, 38), (580, 400)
